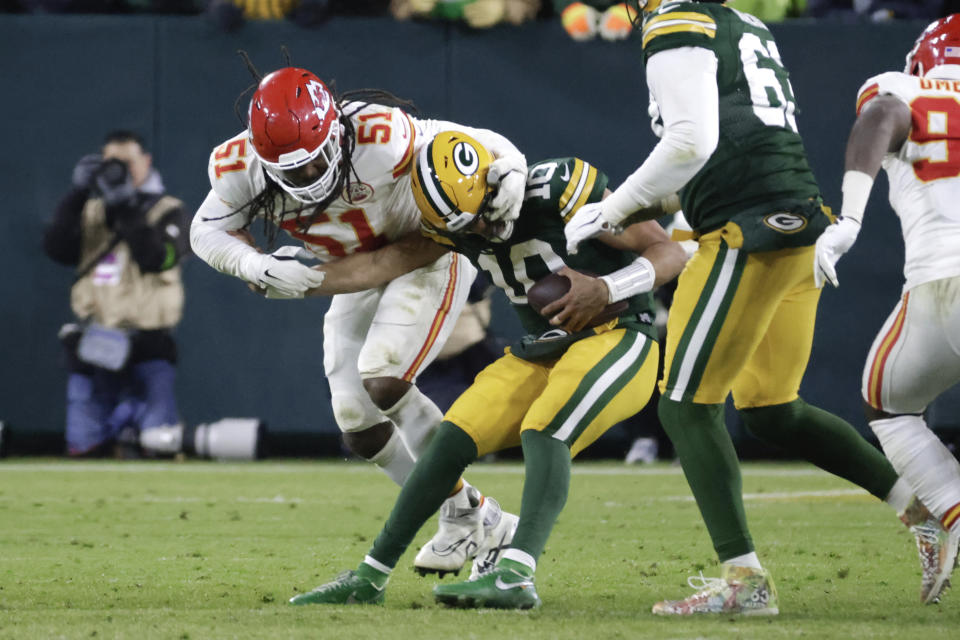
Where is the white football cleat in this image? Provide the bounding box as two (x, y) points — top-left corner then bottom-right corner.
(415, 485), (517, 578)
(470, 502), (519, 579)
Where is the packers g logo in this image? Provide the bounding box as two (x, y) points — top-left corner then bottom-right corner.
(453, 141), (480, 176)
(763, 212), (807, 234)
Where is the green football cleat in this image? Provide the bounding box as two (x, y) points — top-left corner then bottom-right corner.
(289, 564), (387, 606)
(433, 562), (541, 610)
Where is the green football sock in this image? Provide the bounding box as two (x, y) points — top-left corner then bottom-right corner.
(739, 398), (898, 499)
(658, 397), (754, 561)
(508, 429), (571, 563)
(368, 421), (478, 569)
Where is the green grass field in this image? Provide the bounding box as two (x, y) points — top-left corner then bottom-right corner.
(1, 459), (958, 639)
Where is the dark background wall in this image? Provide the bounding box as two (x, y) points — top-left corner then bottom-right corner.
(2, 14), (946, 453)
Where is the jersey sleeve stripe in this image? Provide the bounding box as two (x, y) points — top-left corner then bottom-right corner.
(392, 112), (418, 178)
(560, 160), (598, 223)
(642, 12), (716, 48)
(856, 83), (880, 116)
(643, 22), (717, 48)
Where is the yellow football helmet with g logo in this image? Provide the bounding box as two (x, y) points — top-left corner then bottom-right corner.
(412, 131), (494, 236)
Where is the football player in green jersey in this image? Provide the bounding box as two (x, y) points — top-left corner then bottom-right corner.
(286, 131), (687, 609)
(565, 0), (935, 615)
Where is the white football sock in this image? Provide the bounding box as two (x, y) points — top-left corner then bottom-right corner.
(884, 477), (915, 515)
(382, 386), (444, 457)
(501, 548), (537, 573)
(871, 415), (960, 531)
(724, 552), (762, 570)
(368, 428), (416, 487)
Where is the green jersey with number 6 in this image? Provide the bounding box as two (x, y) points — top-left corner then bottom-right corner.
(423, 157), (658, 341)
(642, 1), (827, 243)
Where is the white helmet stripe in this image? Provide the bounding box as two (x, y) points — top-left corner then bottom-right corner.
(417, 143), (455, 218)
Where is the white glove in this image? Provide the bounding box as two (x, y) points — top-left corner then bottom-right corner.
(255, 246), (326, 299)
(564, 201), (621, 255)
(486, 154), (526, 223)
(813, 216), (861, 288)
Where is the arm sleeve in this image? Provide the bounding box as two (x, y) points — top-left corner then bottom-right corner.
(43, 187), (89, 266)
(189, 189), (265, 284)
(602, 46), (720, 223)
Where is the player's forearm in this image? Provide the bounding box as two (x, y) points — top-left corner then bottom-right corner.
(640, 239), (688, 288)
(604, 48), (719, 223)
(309, 233), (450, 295)
(190, 194), (263, 283)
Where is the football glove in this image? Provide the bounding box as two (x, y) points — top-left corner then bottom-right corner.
(813, 216), (861, 288)
(598, 3), (635, 41)
(486, 154), (526, 223)
(255, 246), (326, 299)
(565, 201), (621, 255)
(561, 2), (599, 41)
(72, 154), (103, 190)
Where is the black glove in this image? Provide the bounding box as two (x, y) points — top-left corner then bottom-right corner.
(71, 153), (103, 190)
(93, 158), (137, 210)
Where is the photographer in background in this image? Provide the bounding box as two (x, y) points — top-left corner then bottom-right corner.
(43, 130), (190, 458)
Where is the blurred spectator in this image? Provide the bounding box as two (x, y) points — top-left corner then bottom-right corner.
(13, 1), (203, 12)
(43, 131), (190, 458)
(727, 0), (806, 21)
(806, 0), (943, 20)
(391, 0), (540, 29)
(206, 0), (331, 29)
(554, 1), (636, 41)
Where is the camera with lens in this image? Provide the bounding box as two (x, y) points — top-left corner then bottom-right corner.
(92, 158), (136, 208)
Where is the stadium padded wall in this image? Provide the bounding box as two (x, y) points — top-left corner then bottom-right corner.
(0, 14), (937, 450)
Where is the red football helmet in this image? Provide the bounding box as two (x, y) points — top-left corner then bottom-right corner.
(248, 67), (344, 204)
(905, 14), (960, 77)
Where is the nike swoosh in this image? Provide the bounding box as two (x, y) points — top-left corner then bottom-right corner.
(495, 576), (533, 591)
(560, 164), (571, 182)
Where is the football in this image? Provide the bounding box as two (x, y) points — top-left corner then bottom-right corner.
(526, 271), (629, 328)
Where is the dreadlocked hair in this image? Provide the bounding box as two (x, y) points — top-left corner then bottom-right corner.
(222, 60), (421, 249)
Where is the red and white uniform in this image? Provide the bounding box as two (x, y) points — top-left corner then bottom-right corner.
(191, 104), (520, 432)
(856, 72), (960, 413)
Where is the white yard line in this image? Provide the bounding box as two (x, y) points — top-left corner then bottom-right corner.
(0, 461), (832, 478)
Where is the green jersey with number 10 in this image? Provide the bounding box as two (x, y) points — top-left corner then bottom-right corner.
(642, 2), (823, 239)
(422, 157), (658, 340)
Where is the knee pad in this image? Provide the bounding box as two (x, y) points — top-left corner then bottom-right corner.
(331, 391), (383, 433)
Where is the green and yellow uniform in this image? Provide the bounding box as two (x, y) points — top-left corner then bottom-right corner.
(631, 1), (899, 564)
(423, 157), (659, 457)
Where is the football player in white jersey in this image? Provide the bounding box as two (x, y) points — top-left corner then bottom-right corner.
(815, 14), (960, 603)
(190, 66), (525, 577)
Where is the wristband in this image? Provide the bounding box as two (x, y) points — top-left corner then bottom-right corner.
(599, 256), (655, 303)
(840, 170), (874, 224)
